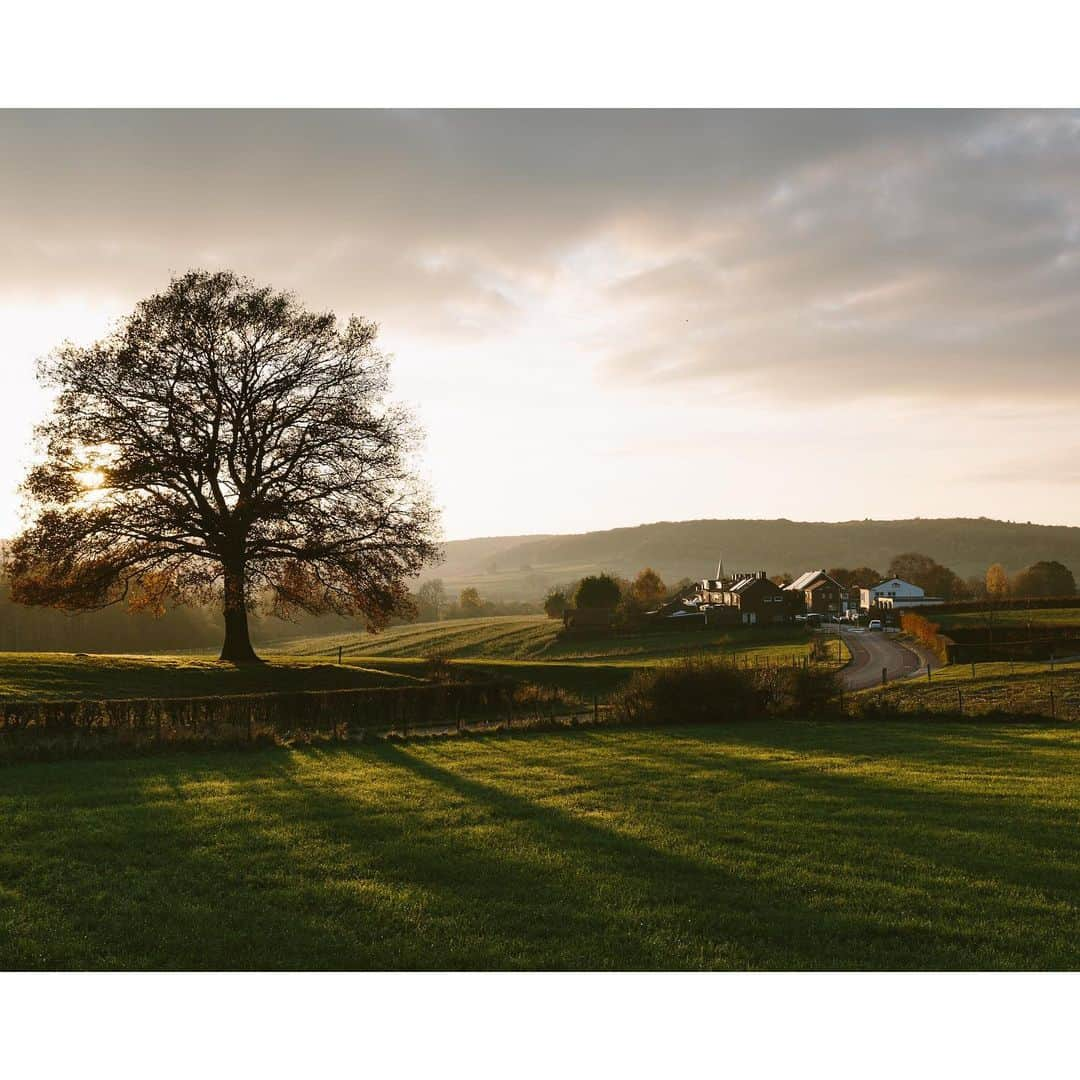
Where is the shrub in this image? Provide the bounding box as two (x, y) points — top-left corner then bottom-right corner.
(573, 574), (622, 610)
(608, 658), (838, 727)
(900, 612), (953, 663)
(543, 589), (569, 619)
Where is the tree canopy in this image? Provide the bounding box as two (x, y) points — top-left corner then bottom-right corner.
(628, 567), (667, 608)
(827, 566), (882, 589)
(886, 552), (967, 600)
(1012, 560), (1076, 598)
(543, 589), (569, 619)
(985, 562), (1010, 599)
(7, 270), (440, 662)
(573, 573), (622, 610)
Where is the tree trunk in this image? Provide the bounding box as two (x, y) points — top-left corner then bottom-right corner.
(220, 562), (260, 664)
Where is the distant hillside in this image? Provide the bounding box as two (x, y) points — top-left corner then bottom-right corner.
(434, 518), (1080, 601)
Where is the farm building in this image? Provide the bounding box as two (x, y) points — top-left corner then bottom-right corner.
(786, 570), (847, 615)
(859, 578), (943, 611)
(700, 570), (798, 625)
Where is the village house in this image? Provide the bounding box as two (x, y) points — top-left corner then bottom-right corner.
(785, 570), (847, 616)
(700, 570), (799, 625)
(859, 577), (943, 611)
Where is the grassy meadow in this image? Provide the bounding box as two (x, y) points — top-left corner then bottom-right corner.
(936, 607), (1080, 629)
(0, 652), (418, 702)
(263, 615), (837, 695)
(2, 719), (1077, 970)
(0, 617), (837, 703)
(867, 652), (1080, 720)
(267, 613), (820, 663)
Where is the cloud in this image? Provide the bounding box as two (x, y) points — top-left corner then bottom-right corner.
(2, 109), (1079, 404)
(593, 112), (1080, 402)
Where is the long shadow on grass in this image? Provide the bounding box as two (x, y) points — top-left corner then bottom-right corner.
(289, 740), (1005, 969)
(618, 726), (1080, 939)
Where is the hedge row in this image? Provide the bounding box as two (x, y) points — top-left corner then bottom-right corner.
(609, 659), (839, 726)
(0, 681), (516, 762)
(900, 612), (954, 663)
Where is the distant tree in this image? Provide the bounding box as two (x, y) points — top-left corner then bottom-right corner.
(5, 270), (439, 663)
(850, 566), (883, 588)
(985, 563), (1010, 599)
(543, 588), (569, 619)
(416, 579), (447, 622)
(668, 577), (696, 599)
(629, 567), (667, 608)
(770, 572), (794, 587)
(573, 573), (622, 610)
(965, 575), (989, 601)
(887, 553), (966, 600)
(1012, 560), (1076, 598)
(459, 587), (484, 615)
(828, 567), (883, 589)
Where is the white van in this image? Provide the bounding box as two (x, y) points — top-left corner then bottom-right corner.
(868, 619), (883, 631)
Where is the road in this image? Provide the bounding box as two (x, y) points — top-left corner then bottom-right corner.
(834, 627), (938, 691)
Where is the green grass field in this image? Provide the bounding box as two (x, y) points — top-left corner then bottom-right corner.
(0, 617), (844, 703)
(869, 652), (1080, 720)
(2, 719), (1077, 970)
(937, 607), (1080, 629)
(267, 614), (818, 664)
(0, 652), (417, 701)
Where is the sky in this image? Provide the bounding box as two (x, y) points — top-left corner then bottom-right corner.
(2, 109), (1079, 541)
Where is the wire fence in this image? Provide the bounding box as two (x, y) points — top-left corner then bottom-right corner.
(839, 665), (1080, 722)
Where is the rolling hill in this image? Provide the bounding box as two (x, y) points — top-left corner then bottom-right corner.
(434, 517), (1080, 600)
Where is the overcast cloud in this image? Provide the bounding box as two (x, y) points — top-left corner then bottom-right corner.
(2, 110), (1079, 538)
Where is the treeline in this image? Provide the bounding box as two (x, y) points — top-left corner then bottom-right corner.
(542, 568), (694, 620)
(409, 580), (540, 622)
(821, 553), (1076, 602)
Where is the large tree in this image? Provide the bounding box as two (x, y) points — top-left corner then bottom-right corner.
(886, 552), (966, 600)
(1012, 560), (1076, 598)
(573, 573), (622, 610)
(7, 270), (440, 662)
(629, 567), (667, 608)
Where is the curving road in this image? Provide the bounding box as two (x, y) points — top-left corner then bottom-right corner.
(835, 627), (939, 691)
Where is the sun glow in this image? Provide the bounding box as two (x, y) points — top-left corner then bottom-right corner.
(75, 467), (106, 490)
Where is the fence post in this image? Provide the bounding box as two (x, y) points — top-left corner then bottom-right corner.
(338, 645), (343, 666)
(881, 667), (887, 687)
(926, 662), (932, 683)
(957, 688), (963, 715)
(593, 695), (599, 724)
(1050, 686), (1056, 719)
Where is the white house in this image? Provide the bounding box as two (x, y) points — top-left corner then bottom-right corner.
(859, 578), (943, 611)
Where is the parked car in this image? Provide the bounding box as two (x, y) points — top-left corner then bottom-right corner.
(868, 619), (883, 631)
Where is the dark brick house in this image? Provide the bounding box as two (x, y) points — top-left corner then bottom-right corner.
(786, 570), (845, 615)
(706, 571), (796, 625)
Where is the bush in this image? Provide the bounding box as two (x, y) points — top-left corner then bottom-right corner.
(543, 589), (569, 619)
(573, 574), (622, 610)
(900, 612), (953, 663)
(609, 658), (838, 727)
